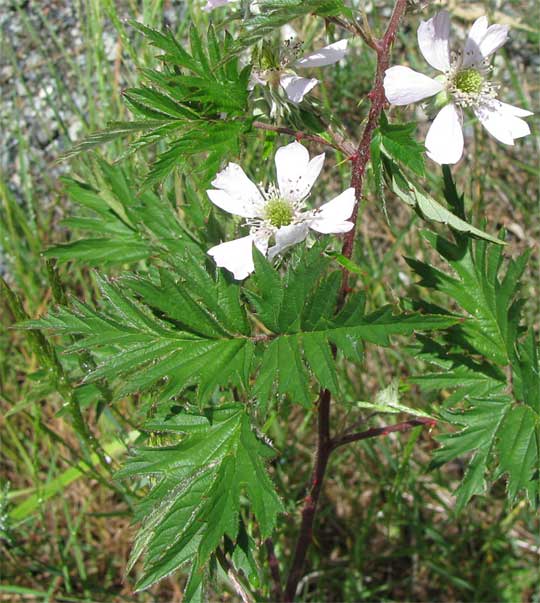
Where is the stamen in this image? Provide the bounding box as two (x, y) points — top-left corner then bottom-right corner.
(446, 61), (499, 109)
(454, 68), (484, 94)
(264, 198), (294, 228)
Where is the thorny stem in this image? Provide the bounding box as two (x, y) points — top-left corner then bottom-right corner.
(252, 120), (355, 156)
(340, 0), (409, 300)
(283, 1), (411, 600)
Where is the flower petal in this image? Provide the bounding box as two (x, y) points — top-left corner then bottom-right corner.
(384, 66), (443, 105)
(208, 234), (260, 280)
(207, 163), (264, 218)
(281, 24), (298, 41)
(275, 141), (325, 202)
(462, 16), (488, 68)
(309, 187), (355, 234)
(475, 100), (532, 145)
(425, 103), (464, 165)
(417, 11), (451, 72)
(462, 18), (509, 67)
(203, 0), (234, 11)
(496, 101), (534, 118)
(295, 39), (348, 68)
(280, 74), (319, 103)
(249, 70), (268, 90)
(478, 24), (509, 59)
(267, 223), (309, 260)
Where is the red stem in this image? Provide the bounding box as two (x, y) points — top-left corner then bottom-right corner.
(340, 0), (409, 299)
(284, 389), (332, 602)
(331, 418), (437, 451)
(282, 2), (410, 600)
(265, 538), (283, 601)
(252, 120), (355, 156)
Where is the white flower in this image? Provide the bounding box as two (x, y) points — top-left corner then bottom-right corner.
(250, 38), (348, 104)
(207, 142), (356, 279)
(383, 11), (533, 164)
(203, 0), (235, 11)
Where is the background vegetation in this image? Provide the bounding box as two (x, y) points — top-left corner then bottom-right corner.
(1, 0), (538, 601)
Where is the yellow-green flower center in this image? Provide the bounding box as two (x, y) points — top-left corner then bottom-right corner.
(264, 199), (293, 228)
(454, 68), (483, 94)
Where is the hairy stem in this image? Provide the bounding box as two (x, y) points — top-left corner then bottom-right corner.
(282, 2), (409, 599)
(252, 120), (355, 156)
(331, 418), (437, 451)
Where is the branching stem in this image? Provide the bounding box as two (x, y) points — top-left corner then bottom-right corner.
(282, 1), (410, 600)
(331, 418), (437, 451)
(252, 120), (356, 156)
(340, 0), (409, 299)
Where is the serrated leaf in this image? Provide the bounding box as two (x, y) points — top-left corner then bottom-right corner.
(386, 158), (504, 244)
(248, 244), (458, 405)
(352, 380), (434, 419)
(378, 112), (425, 176)
(410, 223), (538, 509)
(118, 404), (283, 591)
(497, 406), (540, 502)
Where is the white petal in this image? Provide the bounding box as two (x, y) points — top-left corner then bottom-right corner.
(478, 24), (509, 59)
(281, 24), (297, 41)
(383, 66), (443, 105)
(203, 0), (234, 11)
(475, 100), (531, 145)
(417, 11), (451, 72)
(267, 223), (309, 260)
(496, 101), (534, 118)
(249, 70), (268, 90)
(208, 235), (259, 280)
(280, 74), (319, 103)
(310, 188), (356, 234)
(275, 141), (325, 202)
(207, 163), (264, 218)
(462, 16), (488, 68)
(295, 39), (348, 68)
(425, 103), (464, 165)
(253, 230), (270, 256)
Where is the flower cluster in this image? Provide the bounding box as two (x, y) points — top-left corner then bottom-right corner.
(205, 9), (532, 277)
(207, 142), (355, 279)
(383, 11), (533, 164)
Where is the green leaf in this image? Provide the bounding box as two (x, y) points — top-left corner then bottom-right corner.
(46, 163), (191, 267)
(231, 0), (350, 54)
(248, 244), (458, 406)
(352, 380), (434, 419)
(25, 271), (253, 405)
(378, 112), (425, 176)
(409, 218), (539, 508)
(118, 404), (283, 592)
(497, 406), (540, 502)
(44, 238), (149, 265)
(386, 158), (504, 244)
(63, 25), (249, 186)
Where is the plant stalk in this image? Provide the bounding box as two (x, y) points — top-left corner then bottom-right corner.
(282, 1), (410, 599)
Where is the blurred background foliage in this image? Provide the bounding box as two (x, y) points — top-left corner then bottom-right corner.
(1, 0), (538, 601)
